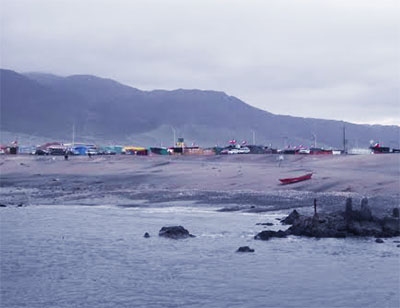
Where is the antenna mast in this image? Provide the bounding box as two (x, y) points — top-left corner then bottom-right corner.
(72, 123), (75, 146)
(342, 123), (346, 154)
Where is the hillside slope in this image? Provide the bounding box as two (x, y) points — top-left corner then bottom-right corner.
(1, 69), (398, 148)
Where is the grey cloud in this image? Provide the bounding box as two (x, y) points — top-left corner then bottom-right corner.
(1, 0), (399, 125)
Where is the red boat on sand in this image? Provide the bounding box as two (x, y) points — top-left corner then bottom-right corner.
(279, 173), (313, 185)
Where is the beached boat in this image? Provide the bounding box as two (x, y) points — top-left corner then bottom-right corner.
(279, 173), (313, 185)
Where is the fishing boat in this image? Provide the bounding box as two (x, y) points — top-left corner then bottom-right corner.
(279, 173), (313, 185)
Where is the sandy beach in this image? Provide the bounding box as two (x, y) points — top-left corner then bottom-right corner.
(1, 153), (399, 215)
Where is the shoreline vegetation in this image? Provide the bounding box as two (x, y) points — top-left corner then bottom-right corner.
(1, 154), (398, 218)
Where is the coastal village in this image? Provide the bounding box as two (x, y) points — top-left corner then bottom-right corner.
(0, 137), (399, 157)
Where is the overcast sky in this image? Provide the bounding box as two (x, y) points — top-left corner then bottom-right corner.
(1, 0), (399, 125)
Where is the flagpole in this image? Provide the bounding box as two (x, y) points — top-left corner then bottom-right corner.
(251, 130), (256, 145)
(72, 123), (75, 146)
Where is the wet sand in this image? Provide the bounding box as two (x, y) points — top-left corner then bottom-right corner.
(1, 154), (399, 215)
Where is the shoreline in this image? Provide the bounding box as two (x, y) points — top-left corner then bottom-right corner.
(1, 154), (399, 215)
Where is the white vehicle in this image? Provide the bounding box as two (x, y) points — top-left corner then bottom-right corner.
(228, 146), (250, 154)
(238, 146), (250, 154)
(87, 148), (98, 156)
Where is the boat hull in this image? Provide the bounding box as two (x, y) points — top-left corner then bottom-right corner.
(279, 173), (313, 185)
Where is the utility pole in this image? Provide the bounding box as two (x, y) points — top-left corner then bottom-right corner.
(251, 130), (256, 145)
(72, 123), (75, 146)
(343, 123), (347, 154)
(312, 133), (317, 148)
(171, 126), (176, 147)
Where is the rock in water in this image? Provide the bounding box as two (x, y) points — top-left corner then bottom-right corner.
(360, 198), (372, 221)
(345, 198), (353, 221)
(236, 246), (255, 253)
(279, 199), (400, 238)
(254, 230), (287, 240)
(382, 217), (400, 237)
(158, 226), (195, 239)
(281, 209), (300, 225)
(143, 232), (150, 238)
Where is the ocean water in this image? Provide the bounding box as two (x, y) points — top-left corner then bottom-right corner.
(1, 205), (399, 308)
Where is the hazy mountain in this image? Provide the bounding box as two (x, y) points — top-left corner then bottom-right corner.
(1, 69), (398, 149)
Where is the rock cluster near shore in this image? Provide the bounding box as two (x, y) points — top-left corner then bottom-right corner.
(255, 198), (400, 240)
(236, 246), (255, 253)
(158, 225), (195, 239)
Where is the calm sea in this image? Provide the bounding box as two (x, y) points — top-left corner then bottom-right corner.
(1, 204), (399, 308)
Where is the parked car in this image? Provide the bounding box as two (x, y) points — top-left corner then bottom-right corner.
(104, 150), (116, 155)
(228, 146), (250, 154)
(238, 146), (250, 154)
(34, 149), (49, 155)
(48, 147), (67, 155)
(66, 149), (80, 155)
(87, 148), (98, 156)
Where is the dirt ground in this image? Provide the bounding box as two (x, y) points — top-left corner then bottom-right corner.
(1, 153), (399, 216)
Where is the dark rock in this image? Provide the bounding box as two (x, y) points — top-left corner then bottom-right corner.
(360, 197), (368, 207)
(381, 217), (400, 236)
(281, 201), (400, 238)
(256, 222), (274, 226)
(281, 209), (300, 225)
(0, 204), (7, 207)
(393, 208), (399, 218)
(262, 198), (400, 240)
(236, 246), (255, 253)
(345, 198), (353, 214)
(143, 232), (150, 238)
(375, 238), (384, 243)
(288, 214), (348, 238)
(217, 206), (241, 212)
(254, 230), (287, 240)
(158, 226), (195, 239)
(347, 220), (383, 237)
(360, 198), (372, 221)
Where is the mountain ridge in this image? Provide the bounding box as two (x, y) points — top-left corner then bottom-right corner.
(1, 69), (398, 149)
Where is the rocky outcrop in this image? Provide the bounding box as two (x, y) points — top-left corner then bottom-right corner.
(255, 198), (400, 239)
(288, 213), (347, 238)
(256, 222), (274, 226)
(236, 246), (255, 253)
(158, 226), (195, 239)
(254, 230), (287, 240)
(293, 198), (399, 238)
(281, 209), (300, 225)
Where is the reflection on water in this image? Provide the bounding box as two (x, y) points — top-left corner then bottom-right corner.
(1, 205), (399, 308)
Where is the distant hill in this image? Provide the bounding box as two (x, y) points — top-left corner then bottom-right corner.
(1, 69), (398, 149)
